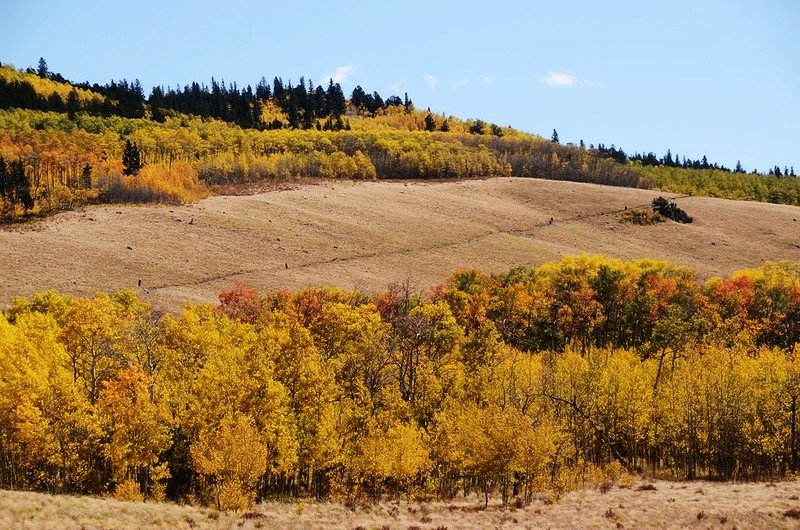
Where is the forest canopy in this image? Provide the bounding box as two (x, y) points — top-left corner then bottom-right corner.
(1, 60), (799, 222)
(1, 256), (799, 509)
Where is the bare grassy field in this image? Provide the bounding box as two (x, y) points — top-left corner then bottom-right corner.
(1, 177), (799, 311)
(4, 479), (800, 529)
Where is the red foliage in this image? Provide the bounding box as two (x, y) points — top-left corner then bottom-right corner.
(216, 281), (261, 324)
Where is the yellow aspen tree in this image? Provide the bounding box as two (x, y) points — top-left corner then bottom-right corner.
(191, 415), (267, 511)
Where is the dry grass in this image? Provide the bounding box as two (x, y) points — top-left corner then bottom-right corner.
(5, 479), (800, 529)
(1, 177), (799, 312)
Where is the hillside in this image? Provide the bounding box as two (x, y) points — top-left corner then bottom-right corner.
(2, 60), (799, 225)
(2, 177), (798, 311)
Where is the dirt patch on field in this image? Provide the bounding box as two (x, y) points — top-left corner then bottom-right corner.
(1, 178), (798, 311)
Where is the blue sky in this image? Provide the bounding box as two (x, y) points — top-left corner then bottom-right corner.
(1, 0), (798, 172)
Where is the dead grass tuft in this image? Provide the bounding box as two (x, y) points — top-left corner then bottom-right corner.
(697, 510), (706, 520)
(785, 508), (800, 519)
(605, 507), (618, 519)
(637, 483), (658, 491)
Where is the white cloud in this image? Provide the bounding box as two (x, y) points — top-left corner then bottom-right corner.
(482, 76), (496, 86)
(581, 78), (603, 88)
(424, 74), (439, 90)
(388, 82), (403, 93)
(323, 65), (355, 84)
(541, 72), (576, 87)
(450, 78), (469, 89)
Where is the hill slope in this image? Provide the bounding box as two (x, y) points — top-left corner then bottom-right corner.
(3, 177), (798, 310)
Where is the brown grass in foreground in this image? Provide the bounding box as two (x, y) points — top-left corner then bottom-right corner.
(5, 479), (800, 529)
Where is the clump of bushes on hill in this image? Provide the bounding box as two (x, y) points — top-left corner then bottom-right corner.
(618, 207), (664, 225)
(652, 196), (692, 223)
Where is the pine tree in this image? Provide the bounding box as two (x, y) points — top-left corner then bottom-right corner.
(37, 57), (49, 79)
(9, 159), (33, 210)
(351, 86), (367, 109)
(424, 112), (436, 132)
(81, 164), (92, 189)
(122, 140), (142, 176)
(551, 129), (559, 143)
(66, 89), (80, 120)
(735, 160), (744, 173)
(440, 118), (450, 132)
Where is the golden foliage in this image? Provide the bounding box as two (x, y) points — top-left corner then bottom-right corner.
(191, 415), (267, 511)
(1, 256), (799, 508)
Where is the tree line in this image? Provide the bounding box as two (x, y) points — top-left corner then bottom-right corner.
(1, 59), (413, 131)
(1, 256), (798, 509)
(573, 138), (796, 178)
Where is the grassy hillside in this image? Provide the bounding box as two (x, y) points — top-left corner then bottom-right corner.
(1, 178), (798, 312)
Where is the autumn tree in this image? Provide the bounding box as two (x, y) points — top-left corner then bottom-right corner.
(191, 415), (267, 510)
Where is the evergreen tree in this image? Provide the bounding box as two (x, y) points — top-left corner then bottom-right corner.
(81, 164), (92, 189)
(326, 80), (346, 117)
(551, 129), (559, 143)
(369, 91), (384, 114)
(440, 118), (450, 132)
(37, 57), (49, 79)
(122, 140), (142, 176)
(66, 89), (80, 120)
(469, 120), (486, 135)
(424, 112), (436, 132)
(735, 160), (744, 173)
(351, 85), (367, 109)
(255, 77), (271, 99)
(9, 159), (33, 210)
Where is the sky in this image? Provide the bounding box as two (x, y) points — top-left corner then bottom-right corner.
(1, 0), (798, 172)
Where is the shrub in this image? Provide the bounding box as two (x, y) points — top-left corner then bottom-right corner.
(618, 208), (664, 225)
(652, 196), (692, 223)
